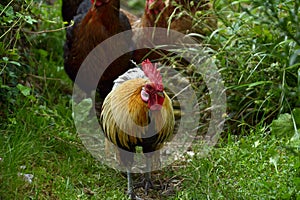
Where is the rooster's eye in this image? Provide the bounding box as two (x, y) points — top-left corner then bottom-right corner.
(141, 88), (149, 102)
(157, 91), (164, 97)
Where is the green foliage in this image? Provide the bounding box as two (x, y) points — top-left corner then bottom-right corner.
(0, 0), (299, 199)
(271, 113), (295, 137)
(121, 0), (145, 14)
(208, 0), (300, 130)
(174, 126), (300, 199)
(0, 0), (66, 120)
(271, 108), (300, 155)
(0, 86), (127, 199)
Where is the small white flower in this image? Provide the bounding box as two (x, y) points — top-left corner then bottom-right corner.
(186, 151), (195, 157)
(23, 174), (34, 184)
(18, 172), (34, 184)
(20, 165), (26, 170)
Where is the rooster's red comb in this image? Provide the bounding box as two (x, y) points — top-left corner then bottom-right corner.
(142, 59), (163, 91)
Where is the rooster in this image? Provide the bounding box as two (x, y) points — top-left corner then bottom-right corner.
(101, 59), (175, 199)
(63, 0), (134, 97)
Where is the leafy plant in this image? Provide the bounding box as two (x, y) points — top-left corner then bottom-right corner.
(0, 0), (66, 121)
(1, 0), (299, 199)
(207, 0), (300, 131)
(174, 125), (300, 199)
(271, 108), (300, 155)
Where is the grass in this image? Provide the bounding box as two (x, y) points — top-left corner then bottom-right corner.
(175, 129), (300, 199)
(1, 104), (299, 199)
(0, 0), (300, 199)
(0, 67), (128, 199)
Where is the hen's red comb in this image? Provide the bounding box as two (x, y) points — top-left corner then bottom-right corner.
(91, 0), (109, 7)
(142, 59), (163, 91)
(146, 0), (164, 14)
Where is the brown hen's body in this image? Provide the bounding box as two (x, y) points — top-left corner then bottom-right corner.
(167, 0), (217, 35)
(121, 0), (217, 64)
(129, 0), (170, 63)
(121, 0), (217, 34)
(64, 0), (133, 97)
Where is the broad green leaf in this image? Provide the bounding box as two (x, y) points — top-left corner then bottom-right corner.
(72, 98), (93, 122)
(292, 108), (300, 128)
(24, 15), (37, 25)
(2, 57), (9, 62)
(271, 113), (294, 137)
(9, 61), (21, 66)
(17, 84), (31, 97)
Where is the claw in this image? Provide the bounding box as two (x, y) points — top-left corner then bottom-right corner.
(128, 191), (143, 200)
(134, 173), (161, 195)
(144, 178), (154, 195)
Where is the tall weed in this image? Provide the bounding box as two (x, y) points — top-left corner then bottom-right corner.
(210, 0), (300, 131)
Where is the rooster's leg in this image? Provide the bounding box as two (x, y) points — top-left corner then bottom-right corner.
(134, 156), (158, 194)
(144, 156), (154, 194)
(127, 170), (143, 200)
(127, 170), (134, 198)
